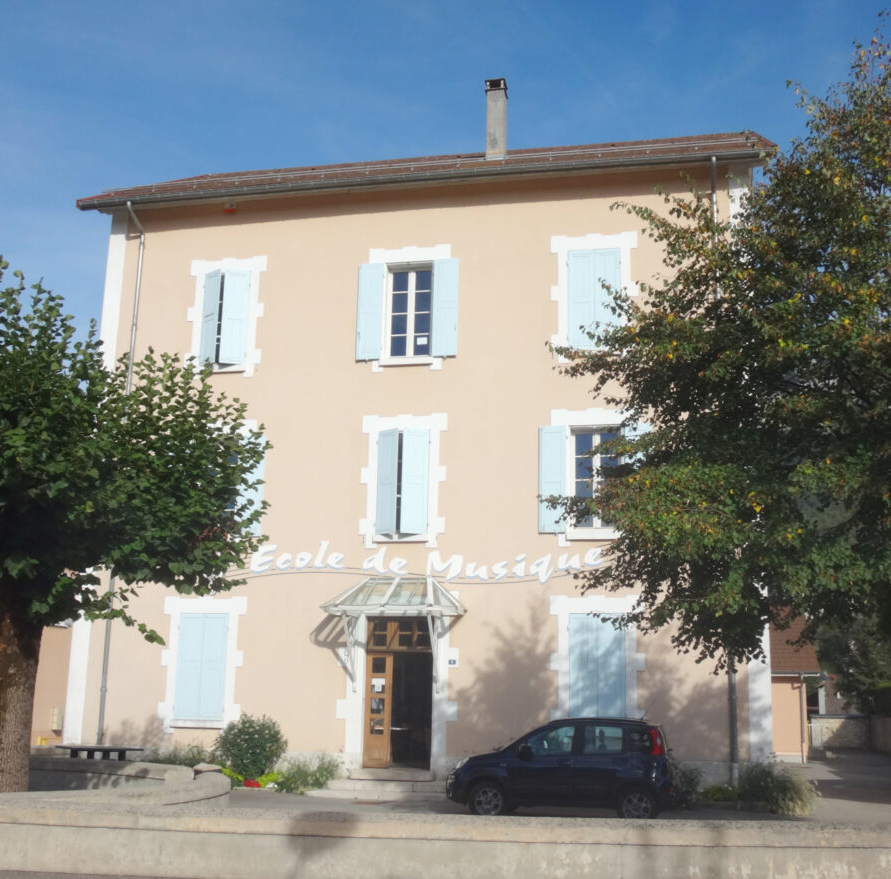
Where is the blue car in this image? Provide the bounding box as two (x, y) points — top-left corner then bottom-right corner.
(446, 717), (676, 818)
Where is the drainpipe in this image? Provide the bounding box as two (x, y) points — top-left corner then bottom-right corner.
(728, 657), (739, 785)
(799, 673), (808, 764)
(96, 201), (145, 745)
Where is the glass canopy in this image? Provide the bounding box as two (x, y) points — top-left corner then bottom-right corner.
(321, 575), (464, 619)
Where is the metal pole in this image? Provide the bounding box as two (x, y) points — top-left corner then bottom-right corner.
(728, 657), (739, 785)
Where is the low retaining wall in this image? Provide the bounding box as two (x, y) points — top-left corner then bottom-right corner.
(0, 803), (888, 879)
(809, 715), (870, 750)
(872, 717), (891, 754)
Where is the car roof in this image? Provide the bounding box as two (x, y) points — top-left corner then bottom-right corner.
(542, 717), (659, 726)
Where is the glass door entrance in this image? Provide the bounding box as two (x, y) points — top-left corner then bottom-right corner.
(362, 618), (433, 769)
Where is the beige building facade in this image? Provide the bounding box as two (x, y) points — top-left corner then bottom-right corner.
(68, 86), (776, 778)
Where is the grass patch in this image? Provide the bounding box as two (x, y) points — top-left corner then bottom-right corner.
(275, 754), (342, 795)
(738, 761), (817, 816)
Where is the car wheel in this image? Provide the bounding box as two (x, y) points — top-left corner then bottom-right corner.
(616, 787), (659, 819)
(468, 781), (508, 816)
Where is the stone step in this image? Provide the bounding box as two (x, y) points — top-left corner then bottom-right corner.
(308, 770), (444, 801)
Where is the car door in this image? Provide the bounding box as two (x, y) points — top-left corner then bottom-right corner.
(506, 723), (579, 804)
(569, 722), (626, 805)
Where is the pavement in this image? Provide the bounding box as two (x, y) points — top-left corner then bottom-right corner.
(207, 749), (891, 825)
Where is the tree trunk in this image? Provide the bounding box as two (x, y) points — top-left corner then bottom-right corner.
(0, 609), (42, 792)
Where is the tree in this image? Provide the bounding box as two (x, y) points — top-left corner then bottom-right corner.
(817, 615), (891, 714)
(552, 22), (891, 669)
(0, 260), (268, 792)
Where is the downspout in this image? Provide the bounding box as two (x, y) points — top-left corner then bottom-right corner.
(96, 201), (145, 745)
(799, 673), (808, 764)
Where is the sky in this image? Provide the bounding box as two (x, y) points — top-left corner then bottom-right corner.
(0, 0), (885, 339)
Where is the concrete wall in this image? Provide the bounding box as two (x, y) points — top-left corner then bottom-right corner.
(0, 804), (888, 879)
(31, 625), (71, 745)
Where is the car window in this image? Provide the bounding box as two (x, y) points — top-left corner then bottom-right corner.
(581, 724), (623, 755)
(526, 724), (576, 755)
(626, 727), (652, 753)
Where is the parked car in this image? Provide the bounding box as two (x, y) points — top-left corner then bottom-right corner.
(446, 717), (676, 818)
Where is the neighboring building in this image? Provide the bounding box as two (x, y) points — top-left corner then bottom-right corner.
(67, 80), (774, 777)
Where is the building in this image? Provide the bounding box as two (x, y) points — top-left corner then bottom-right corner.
(66, 80), (775, 779)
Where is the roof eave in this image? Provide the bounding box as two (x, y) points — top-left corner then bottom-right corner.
(77, 147), (767, 213)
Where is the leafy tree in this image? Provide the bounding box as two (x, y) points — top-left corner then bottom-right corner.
(0, 260), (268, 792)
(553, 23), (891, 669)
(817, 615), (891, 714)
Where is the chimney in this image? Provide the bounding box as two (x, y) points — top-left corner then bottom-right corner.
(485, 78), (508, 159)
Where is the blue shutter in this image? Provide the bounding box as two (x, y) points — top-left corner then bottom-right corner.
(356, 263), (385, 360)
(569, 614), (626, 716)
(431, 258), (459, 357)
(173, 613), (228, 722)
(539, 425), (567, 533)
(199, 270), (223, 363)
(375, 428), (400, 533)
(243, 444), (265, 537)
(218, 269), (250, 364)
(399, 429), (429, 534)
(567, 249), (621, 347)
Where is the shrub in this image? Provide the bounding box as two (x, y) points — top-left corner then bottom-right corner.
(143, 744), (212, 767)
(275, 754), (341, 795)
(214, 714), (287, 780)
(738, 761), (817, 816)
(668, 758), (702, 809)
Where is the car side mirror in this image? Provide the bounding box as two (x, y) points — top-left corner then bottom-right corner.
(517, 743), (533, 761)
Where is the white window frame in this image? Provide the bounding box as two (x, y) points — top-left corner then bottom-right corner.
(158, 595), (246, 732)
(551, 408), (626, 545)
(550, 231), (638, 350)
(368, 245), (451, 372)
(188, 256), (267, 376)
(360, 413), (447, 548)
(385, 263), (434, 359)
(549, 594), (645, 721)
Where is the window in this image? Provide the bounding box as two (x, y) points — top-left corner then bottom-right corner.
(388, 266), (432, 357)
(571, 429), (619, 528)
(550, 232), (637, 350)
(361, 413), (447, 548)
(539, 408), (627, 539)
(356, 245), (458, 366)
(189, 256), (266, 376)
(159, 595), (246, 731)
(581, 724), (624, 755)
(527, 724), (576, 756)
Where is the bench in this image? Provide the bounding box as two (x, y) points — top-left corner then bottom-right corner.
(55, 744), (144, 761)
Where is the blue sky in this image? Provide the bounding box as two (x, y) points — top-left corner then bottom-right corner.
(0, 0), (884, 338)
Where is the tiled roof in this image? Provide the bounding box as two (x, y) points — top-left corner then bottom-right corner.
(770, 617), (822, 674)
(77, 131), (774, 212)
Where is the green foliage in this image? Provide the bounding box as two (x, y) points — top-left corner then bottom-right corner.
(274, 754), (342, 794)
(817, 614), (891, 713)
(214, 714), (287, 780)
(0, 259), (269, 791)
(737, 762), (817, 816)
(142, 744), (212, 767)
(0, 258), (269, 633)
(668, 758), (702, 808)
(551, 18), (891, 666)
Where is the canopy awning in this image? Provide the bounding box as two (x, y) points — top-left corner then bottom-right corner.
(321, 575), (464, 619)
(321, 575), (464, 693)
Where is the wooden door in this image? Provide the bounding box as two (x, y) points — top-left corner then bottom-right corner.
(363, 653), (393, 768)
